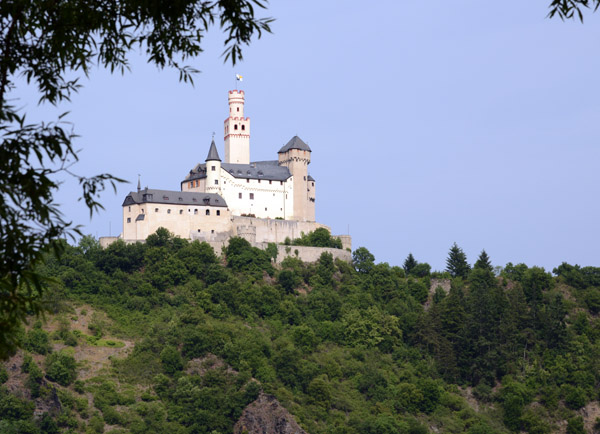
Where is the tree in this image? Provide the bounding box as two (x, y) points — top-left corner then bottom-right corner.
(548, 0), (600, 21)
(353, 247), (375, 274)
(445, 243), (470, 279)
(473, 250), (493, 273)
(0, 1), (272, 358)
(403, 253), (417, 275)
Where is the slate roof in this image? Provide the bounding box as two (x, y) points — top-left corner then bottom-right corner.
(205, 139), (221, 161)
(307, 175), (315, 182)
(184, 160), (292, 182)
(278, 136), (311, 153)
(123, 189), (227, 207)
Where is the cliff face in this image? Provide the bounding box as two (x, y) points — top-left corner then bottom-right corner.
(234, 392), (308, 434)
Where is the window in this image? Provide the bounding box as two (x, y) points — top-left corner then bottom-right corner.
(211, 166), (215, 171)
(127, 217), (131, 223)
(258, 179), (261, 183)
(128, 206), (131, 212)
(246, 179), (249, 183)
(234, 124), (238, 130)
(217, 210), (220, 216)
(167, 209), (171, 214)
(236, 107), (239, 112)
(238, 193), (242, 199)
(155, 208), (159, 212)
(195, 180), (199, 187)
(211, 229), (215, 233)
(198, 229), (201, 232)
(280, 181), (283, 185)
(304, 176), (306, 180)
(312, 182), (314, 187)
(141, 209), (145, 214)
(269, 180), (272, 184)
(249, 193), (254, 200)
(206, 209), (210, 216)
(241, 125), (245, 131)
(214, 180), (218, 185)
(179, 210), (183, 214)
(265, 208), (267, 211)
(194, 209), (198, 215)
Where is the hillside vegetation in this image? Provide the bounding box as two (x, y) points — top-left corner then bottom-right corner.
(2, 229), (600, 434)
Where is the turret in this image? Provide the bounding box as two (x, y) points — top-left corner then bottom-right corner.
(278, 136), (313, 221)
(205, 139), (222, 194)
(224, 90), (250, 164)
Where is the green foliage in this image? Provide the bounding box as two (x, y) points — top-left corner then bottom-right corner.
(290, 228), (343, 249)
(160, 346), (183, 375)
(0, 365), (7, 384)
(446, 243), (470, 278)
(45, 350), (77, 386)
(352, 247), (375, 274)
(403, 253), (417, 275)
(24, 327), (52, 355)
(10, 229), (600, 433)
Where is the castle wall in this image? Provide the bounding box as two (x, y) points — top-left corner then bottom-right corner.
(123, 202), (231, 241)
(232, 216), (327, 244)
(218, 170), (294, 219)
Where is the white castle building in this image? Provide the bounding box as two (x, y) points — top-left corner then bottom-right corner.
(116, 90), (351, 256)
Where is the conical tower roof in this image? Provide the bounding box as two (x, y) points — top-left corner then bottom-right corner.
(205, 139), (221, 161)
(278, 135), (311, 153)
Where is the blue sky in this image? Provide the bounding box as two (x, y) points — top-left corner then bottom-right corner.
(18, 0), (600, 271)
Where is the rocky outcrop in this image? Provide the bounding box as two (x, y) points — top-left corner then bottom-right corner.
(234, 392), (308, 434)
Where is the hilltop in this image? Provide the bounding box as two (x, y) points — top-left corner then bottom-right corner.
(1, 230), (600, 434)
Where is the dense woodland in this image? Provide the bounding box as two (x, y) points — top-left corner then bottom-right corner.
(2, 229), (600, 434)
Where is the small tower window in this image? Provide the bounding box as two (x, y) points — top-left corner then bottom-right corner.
(239, 193), (242, 199)
(167, 209), (171, 214)
(211, 166), (216, 171)
(237, 107), (239, 112)
(179, 210), (183, 214)
(128, 206), (131, 212)
(234, 124), (238, 130)
(206, 209), (210, 216)
(194, 209), (198, 215)
(214, 180), (218, 185)
(312, 182), (314, 187)
(155, 208), (159, 212)
(246, 179), (249, 183)
(241, 125), (245, 131)
(269, 180), (272, 184)
(217, 210), (221, 216)
(127, 217), (131, 223)
(250, 193), (254, 200)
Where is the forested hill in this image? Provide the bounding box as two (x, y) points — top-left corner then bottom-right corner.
(2, 229), (600, 434)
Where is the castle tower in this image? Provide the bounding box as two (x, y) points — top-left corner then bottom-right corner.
(278, 136), (313, 221)
(205, 139), (222, 194)
(224, 90), (250, 164)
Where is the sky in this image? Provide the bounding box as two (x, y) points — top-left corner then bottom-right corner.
(16, 0), (600, 271)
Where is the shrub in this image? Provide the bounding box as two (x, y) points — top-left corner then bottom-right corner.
(24, 328), (52, 355)
(45, 351), (77, 386)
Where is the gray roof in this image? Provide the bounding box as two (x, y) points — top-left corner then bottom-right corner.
(123, 189), (227, 207)
(278, 136), (311, 153)
(183, 160), (292, 182)
(307, 175), (315, 182)
(205, 139), (221, 161)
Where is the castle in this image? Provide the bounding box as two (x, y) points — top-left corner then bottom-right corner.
(113, 90), (351, 260)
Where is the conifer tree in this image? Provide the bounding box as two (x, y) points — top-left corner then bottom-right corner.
(445, 243), (470, 279)
(403, 253), (417, 275)
(474, 250), (493, 273)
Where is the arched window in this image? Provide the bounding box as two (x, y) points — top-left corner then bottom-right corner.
(206, 209), (210, 216)
(237, 107), (239, 112)
(241, 125), (245, 131)
(234, 124), (238, 130)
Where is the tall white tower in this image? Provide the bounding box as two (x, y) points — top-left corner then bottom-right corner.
(224, 90), (250, 164)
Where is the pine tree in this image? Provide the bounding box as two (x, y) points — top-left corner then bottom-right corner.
(474, 250), (493, 273)
(445, 243), (470, 278)
(403, 253), (417, 275)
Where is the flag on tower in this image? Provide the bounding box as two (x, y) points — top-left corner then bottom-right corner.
(236, 74), (243, 82)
